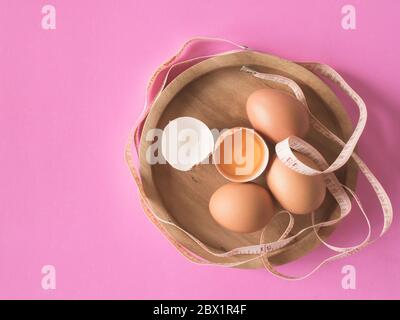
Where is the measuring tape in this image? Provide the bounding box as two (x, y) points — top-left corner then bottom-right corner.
(125, 37), (393, 280)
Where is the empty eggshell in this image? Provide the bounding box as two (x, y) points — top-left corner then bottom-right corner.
(209, 183), (274, 233)
(246, 88), (310, 143)
(266, 153), (326, 214)
(161, 117), (214, 171)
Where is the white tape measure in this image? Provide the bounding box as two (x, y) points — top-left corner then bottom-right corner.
(125, 37), (393, 280)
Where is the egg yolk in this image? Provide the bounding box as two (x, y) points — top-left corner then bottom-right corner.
(217, 129), (264, 179)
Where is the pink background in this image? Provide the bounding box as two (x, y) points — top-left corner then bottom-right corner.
(0, 0), (399, 299)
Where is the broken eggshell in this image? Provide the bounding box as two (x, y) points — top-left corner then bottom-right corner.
(161, 117), (215, 171)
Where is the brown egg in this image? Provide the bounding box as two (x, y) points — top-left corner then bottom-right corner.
(266, 153), (326, 214)
(209, 183), (274, 233)
(246, 88), (310, 143)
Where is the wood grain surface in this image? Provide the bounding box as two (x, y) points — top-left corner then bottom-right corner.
(138, 50), (358, 268)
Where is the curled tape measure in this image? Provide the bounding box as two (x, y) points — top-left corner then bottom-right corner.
(125, 37), (393, 280)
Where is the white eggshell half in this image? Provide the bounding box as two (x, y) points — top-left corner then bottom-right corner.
(161, 117), (214, 171)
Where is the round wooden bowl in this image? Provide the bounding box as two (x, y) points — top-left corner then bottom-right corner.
(139, 50), (358, 268)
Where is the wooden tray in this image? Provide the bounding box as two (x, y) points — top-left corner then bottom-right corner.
(139, 50), (358, 268)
